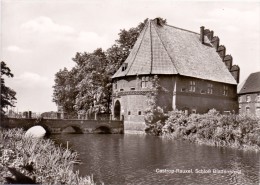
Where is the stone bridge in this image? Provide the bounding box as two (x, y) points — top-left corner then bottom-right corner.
(1, 118), (124, 134)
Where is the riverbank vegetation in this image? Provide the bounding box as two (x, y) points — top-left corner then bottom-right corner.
(0, 128), (95, 184)
(145, 109), (260, 151)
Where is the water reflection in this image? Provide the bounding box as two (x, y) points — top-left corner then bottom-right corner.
(51, 134), (260, 185)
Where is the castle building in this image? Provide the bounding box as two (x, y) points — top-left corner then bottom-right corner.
(112, 18), (240, 132)
(238, 72), (260, 117)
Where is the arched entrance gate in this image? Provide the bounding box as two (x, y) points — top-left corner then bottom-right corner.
(114, 100), (121, 120)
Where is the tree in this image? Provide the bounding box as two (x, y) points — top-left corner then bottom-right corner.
(1, 61), (16, 118)
(53, 18), (166, 117)
(52, 67), (78, 118)
(144, 75), (168, 135)
(106, 18), (149, 75)
(73, 49), (111, 115)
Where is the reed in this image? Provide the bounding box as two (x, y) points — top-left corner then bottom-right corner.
(0, 128), (95, 185)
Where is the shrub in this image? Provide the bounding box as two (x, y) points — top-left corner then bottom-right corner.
(162, 109), (260, 151)
(0, 128), (95, 185)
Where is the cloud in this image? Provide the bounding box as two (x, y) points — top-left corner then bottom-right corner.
(77, 31), (111, 50)
(21, 16), (75, 35)
(6, 45), (31, 53)
(13, 72), (52, 87)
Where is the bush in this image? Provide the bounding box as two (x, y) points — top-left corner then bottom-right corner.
(162, 109), (260, 151)
(0, 128), (95, 185)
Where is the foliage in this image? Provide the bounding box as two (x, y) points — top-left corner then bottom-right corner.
(1, 61), (16, 119)
(162, 110), (260, 151)
(53, 67), (78, 118)
(53, 19), (151, 117)
(73, 49), (110, 115)
(0, 128), (95, 185)
(144, 75), (168, 135)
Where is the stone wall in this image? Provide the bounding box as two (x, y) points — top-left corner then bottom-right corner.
(1, 118), (124, 134)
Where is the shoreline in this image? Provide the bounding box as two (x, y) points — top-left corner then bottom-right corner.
(162, 134), (260, 152)
(0, 128), (95, 185)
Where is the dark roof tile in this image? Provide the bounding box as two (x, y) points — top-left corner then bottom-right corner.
(238, 72), (260, 94)
(112, 19), (237, 85)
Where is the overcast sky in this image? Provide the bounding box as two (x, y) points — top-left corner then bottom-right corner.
(1, 0), (260, 113)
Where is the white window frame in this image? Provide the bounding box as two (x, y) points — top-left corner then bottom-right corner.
(223, 85), (228, 96)
(141, 76), (149, 88)
(207, 83), (213, 94)
(246, 95), (251, 102)
(189, 81), (196, 92)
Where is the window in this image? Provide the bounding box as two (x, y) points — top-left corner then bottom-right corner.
(191, 109), (196, 114)
(138, 111), (142, 115)
(120, 89), (124, 91)
(238, 96), (242, 103)
(207, 83), (213, 94)
(130, 87), (135, 91)
(128, 111), (131, 115)
(200, 90), (206, 94)
(246, 107), (250, 115)
(122, 63), (128, 71)
(223, 85), (228, 96)
(246, 95), (251, 102)
(189, 81), (196, 92)
(257, 94), (260, 102)
(141, 76), (149, 88)
(114, 81), (117, 89)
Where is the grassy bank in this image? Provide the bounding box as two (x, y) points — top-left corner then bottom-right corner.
(0, 128), (95, 185)
(146, 110), (260, 151)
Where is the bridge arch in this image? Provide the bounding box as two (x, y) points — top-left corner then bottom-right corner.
(114, 100), (121, 120)
(61, 125), (84, 134)
(25, 122), (52, 136)
(94, 125), (112, 134)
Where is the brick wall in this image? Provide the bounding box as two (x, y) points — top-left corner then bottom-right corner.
(239, 93), (260, 117)
(112, 74), (239, 131)
(175, 75), (238, 114)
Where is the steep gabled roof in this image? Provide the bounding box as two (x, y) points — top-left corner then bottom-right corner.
(238, 72), (260, 94)
(112, 19), (237, 85)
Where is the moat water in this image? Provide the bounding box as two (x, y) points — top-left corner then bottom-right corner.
(50, 133), (260, 185)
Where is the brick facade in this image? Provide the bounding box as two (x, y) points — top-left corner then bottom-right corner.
(111, 19), (240, 132)
(238, 93), (260, 117)
(112, 74), (238, 131)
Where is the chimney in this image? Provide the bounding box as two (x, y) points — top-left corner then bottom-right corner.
(209, 31), (214, 41)
(211, 36), (219, 50)
(230, 65), (240, 83)
(200, 26), (205, 43)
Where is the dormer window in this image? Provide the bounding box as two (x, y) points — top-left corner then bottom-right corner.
(122, 63), (128, 71)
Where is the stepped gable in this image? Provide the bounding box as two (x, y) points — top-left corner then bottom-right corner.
(112, 18), (237, 85)
(238, 72), (260, 94)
